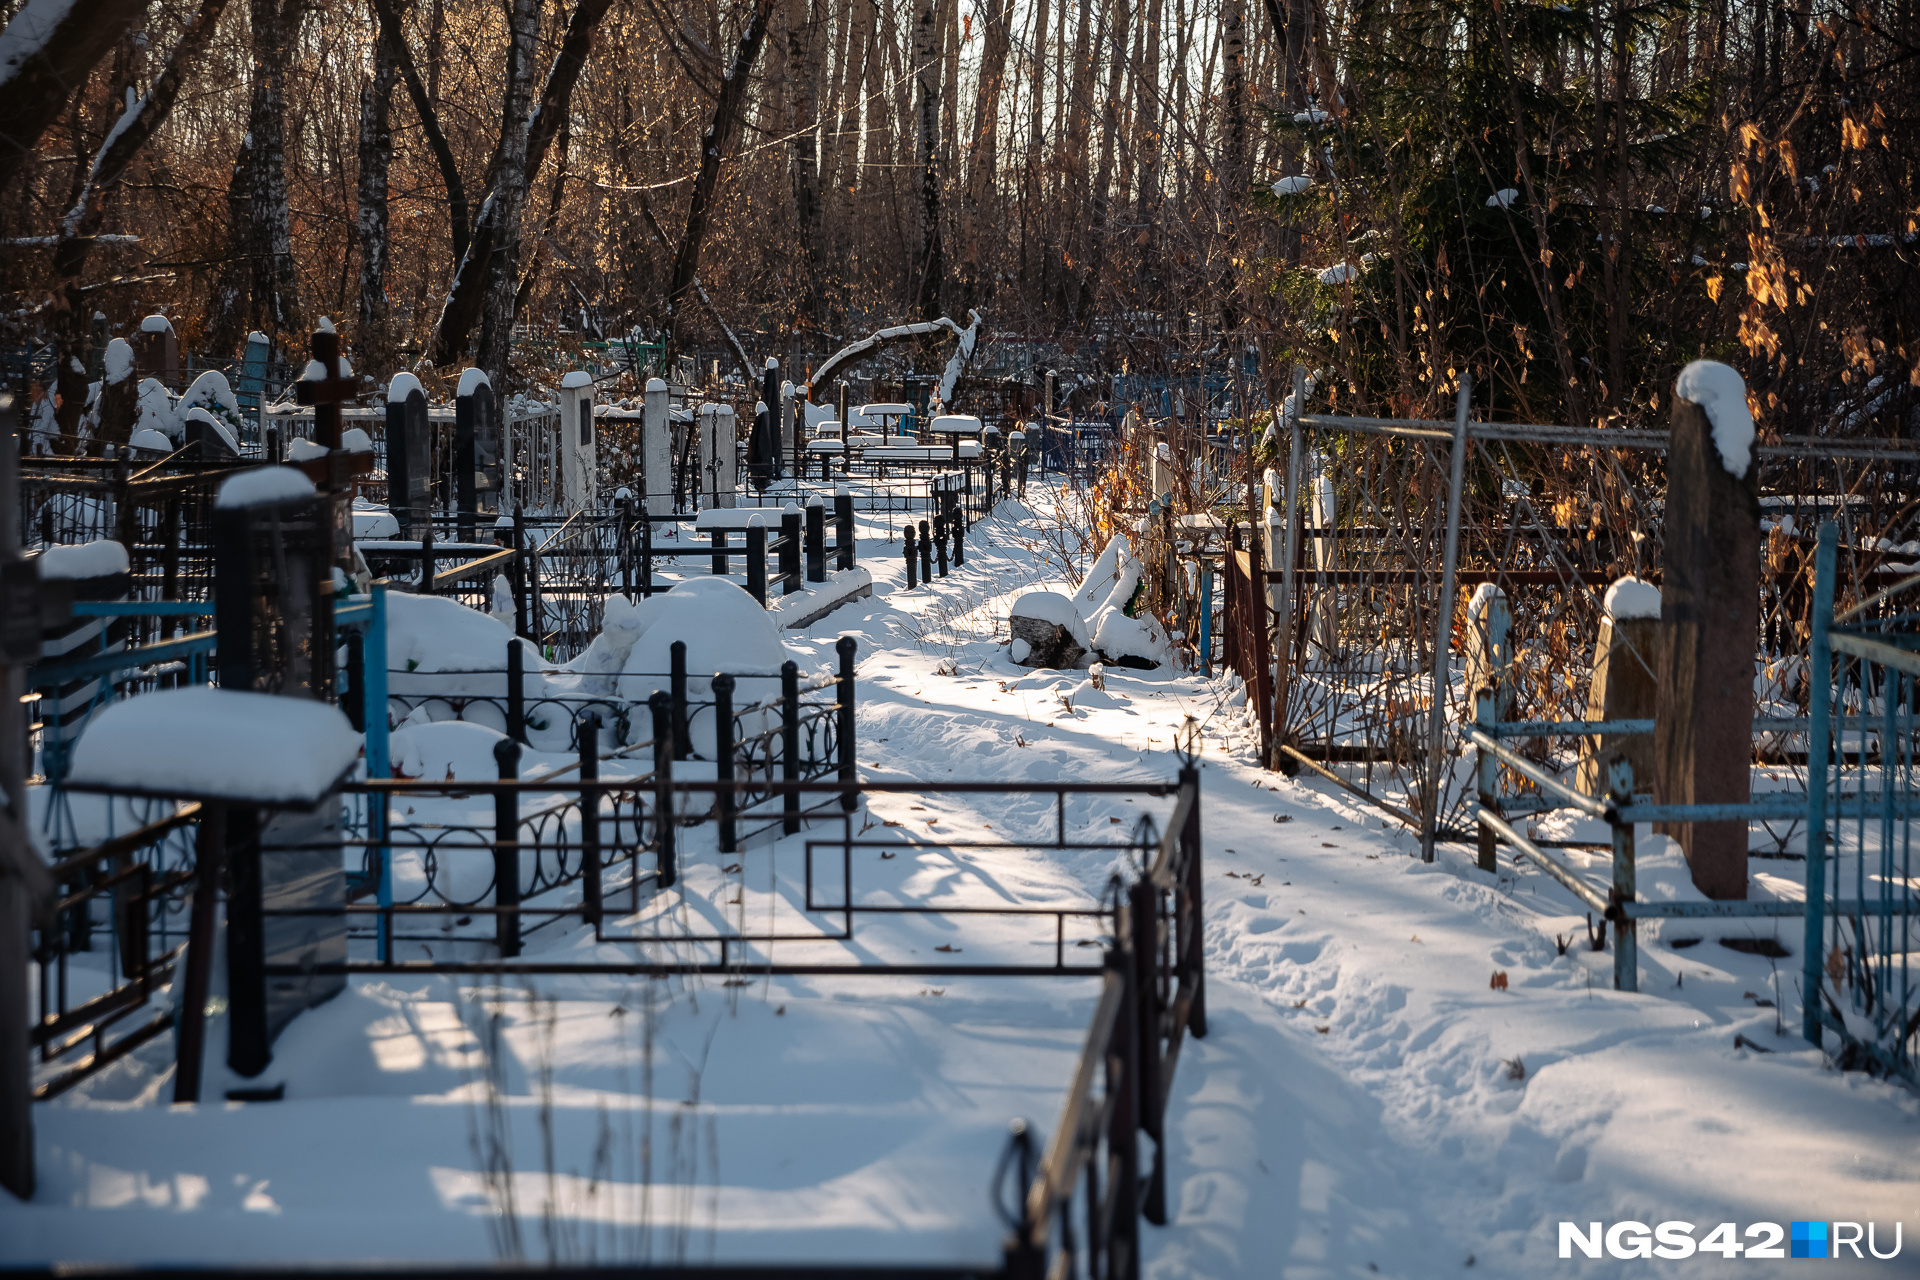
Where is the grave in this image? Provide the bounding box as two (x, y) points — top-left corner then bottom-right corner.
(558, 370), (596, 512)
(642, 377), (672, 517)
(699, 402), (739, 508)
(455, 368), (501, 538)
(132, 315), (179, 390)
(385, 372), (431, 539)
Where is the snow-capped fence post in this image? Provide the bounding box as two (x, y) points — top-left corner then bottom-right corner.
(778, 507), (802, 594)
(1474, 687), (1500, 874)
(713, 673), (737, 853)
(834, 491), (855, 572)
(579, 710), (602, 929)
(918, 518), (933, 582)
(805, 500), (826, 583)
(642, 377), (672, 518)
(903, 523), (918, 589)
(648, 691), (676, 889)
(781, 660), (801, 835)
(493, 736), (523, 957)
(506, 638), (525, 743)
(836, 636), (858, 812)
(386, 373), (430, 540)
(670, 641), (690, 759)
(746, 518), (769, 605)
(1607, 755), (1638, 992)
(1652, 363), (1760, 899)
(557, 370), (596, 513)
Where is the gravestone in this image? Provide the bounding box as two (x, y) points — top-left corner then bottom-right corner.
(385, 372), (431, 540)
(1653, 362), (1760, 900)
(234, 331), (272, 438)
(642, 377), (672, 517)
(455, 368), (500, 538)
(133, 315), (179, 390)
(1577, 579), (1661, 795)
(699, 403), (738, 508)
(211, 466), (347, 1080)
(558, 370), (596, 512)
(291, 325), (361, 571)
(95, 339), (138, 453)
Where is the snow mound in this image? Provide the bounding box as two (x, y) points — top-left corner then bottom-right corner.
(617, 578), (790, 757)
(183, 406), (239, 454)
(567, 592), (670, 694)
(352, 505), (398, 539)
(560, 370), (593, 389)
(1487, 188), (1518, 208)
(1271, 175), (1311, 196)
(386, 591), (526, 675)
(67, 686), (360, 804)
(286, 437), (328, 461)
(457, 368), (491, 397)
(127, 428), (173, 453)
(1604, 575), (1662, 620)
(38, 539), (129, 580)
(103, 338), (133, 385)
(340, 427), (374, 453)
(1675, 360), (1754, 479)
(139, 314), (173, 333)
(387, 371), (424, 404)
(217, 466), (315, 509)
(1010, 591), (1091, 645)
(1318, 263), (1358, 285)
(390, 720), (512, 782)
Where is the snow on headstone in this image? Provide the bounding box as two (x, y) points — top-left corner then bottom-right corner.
(1602, 575), (1661, 620)
(1673, 360), (1754, 479)
(65, 686), (361, 805)
(1271, 175), (1311, 196)
(1579, 576), (1663, 796)
(37, 538), (129, 580)
(217, 465), (316, 509)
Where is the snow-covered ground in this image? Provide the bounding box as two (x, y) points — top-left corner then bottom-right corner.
(8, 485), (1918, 1275)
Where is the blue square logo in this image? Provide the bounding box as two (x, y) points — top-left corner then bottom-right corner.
(1791, 1221), (1828, 1259)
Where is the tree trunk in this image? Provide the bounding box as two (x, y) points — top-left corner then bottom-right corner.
(245, 0), (304, 337)
(786, 0), (825, 329)
(356, 25), (398, 375)
(474, 0), (540, 400)
(913, 0), (945, 318)
(962, 0), (1011, 308)
(0, 0), (154, 194)
(370, 0), (468, 263)
(662, 0), (779, 363)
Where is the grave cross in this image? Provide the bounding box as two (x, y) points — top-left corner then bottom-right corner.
(293, 328), (356, 451)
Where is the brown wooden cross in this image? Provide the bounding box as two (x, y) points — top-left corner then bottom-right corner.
(293, 328), (356, 451)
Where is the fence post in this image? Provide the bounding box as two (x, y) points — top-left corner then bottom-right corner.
(903, 523), (918, 589)
(172, 801), (228, 1105)
(1131, 874), (1167, 1226)
(836, 490), (855, 572)
(713, 673), (737, 853)
(1475, 687), (1498, 874)
(670, 640), (690, 759)
(782, 660), (801, 835)
(711, 528), (729, 578)
(639, 511), (655, 599)
(918, 519), (933, 583)
(837, 636), (858, 812)
(580, 710), (602, 931)
(506, 513), (523, 631)
(618, 493), (634, 597)
(419, 520), (436, 596)
(368, 581), (393, 963)
(1108, 941), (1142, 1280)
(506, 639), (525, 744)
(523, 508), (543, 651)
(1803, 521), (1838, 1045)
(494, 737), (523, 957)
(934, 510), (949, 577)
(779, 508), (801, 595)
(1181, 761), (1207, 1038)
(649, 691), (676, 890)
(343, 628), (366, 732)
(746, 521), (768, 604)
(950, 491), (965, 565)
(1608, 755), (1637, 993)
(805, 501), (826, 583)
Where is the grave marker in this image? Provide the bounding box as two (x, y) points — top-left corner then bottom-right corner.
(642, 377), (672, 517)
(558, 370), (597, 512)
(1653, 363), (1760, 899)
(454, 368), (499, 539)
(699, 402), (738, 508)
(385, 372), (431, 540)
(133, 314), (179, 390)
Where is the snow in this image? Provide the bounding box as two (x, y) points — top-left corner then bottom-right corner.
(285, 437), (329, 462)
(1674, 360), (1755, 479)
(37, 539), (128, 580)
(0, 0), (80, 90)
(102, 338), (133, 385)
(560, 370), (593, 389)
(138, 314), (172, 333)
(1293, 108), (1329, 124)
(387, 371), (425, 404)
(16, 485), (1920, 1274)
(64, 686), (361, 804)
(215, 466), (316, 509)
(386, 591), (525, 675)
(352, 505), (399, 539)
(340, 427), (374, 453)
(646, 377), (667, 393)
(1487, 188), (1519, 208)
(316, 316), (337, 333)
(1317, 262), (1358, 284)
(182, 407), (239, 454)
(134, 379), (174, 438)
(618, 577), (792, 756)
(1010, 590), (1090, 642)
(1602, 575), (1661, 620)
(1466, 581), (1505, 625)
(126, 428), (172, 453)
(457, 368), (491, 397)
(1270, 175), (1311, 196)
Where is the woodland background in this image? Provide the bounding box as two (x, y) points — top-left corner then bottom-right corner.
(0, 0), (1915, 445)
